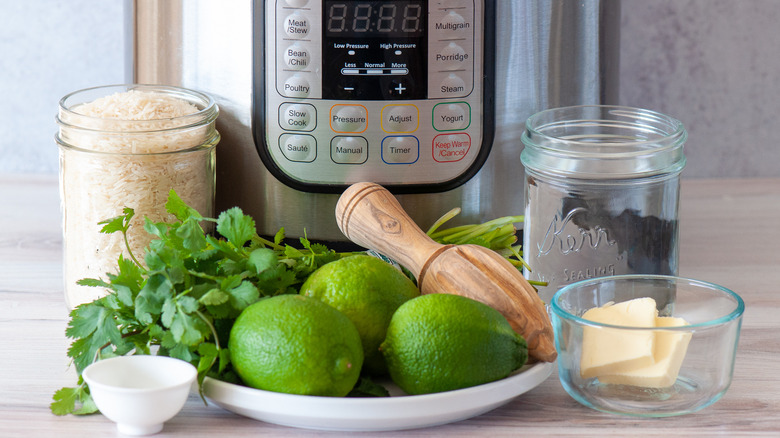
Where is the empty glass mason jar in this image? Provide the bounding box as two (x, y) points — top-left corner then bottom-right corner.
(521, 105), (687, 303)
(56, 84), (220, 308)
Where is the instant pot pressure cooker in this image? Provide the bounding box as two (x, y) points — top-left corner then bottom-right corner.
(126, 0), (620, 243)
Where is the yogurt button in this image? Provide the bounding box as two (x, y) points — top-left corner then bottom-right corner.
(433, 102), (470, 131)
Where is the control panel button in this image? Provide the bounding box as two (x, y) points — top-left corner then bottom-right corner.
(382, 136), (419, 164)
(282, 74), (311, 97)
(331, 136), (368, 164)
(284, 13), (310, 38)
(433, 133), (472, 163)
(283, 0), (309, 7)
(284, 44), (311, 70)
(435, 43), (469, 70)
(330, 105), (368, 133)
(279, 103), (316, 131)
(433, 102), (470, 131)
(382, 105), (419, 133)
(438, 74), (468, 97)
(436, 11), (468, 35)
(279, 134), (316, 162)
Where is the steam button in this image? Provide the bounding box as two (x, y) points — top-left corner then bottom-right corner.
(438, 74), (468, 97)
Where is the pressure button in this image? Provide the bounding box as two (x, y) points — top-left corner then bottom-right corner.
(330, 105), (368, 133)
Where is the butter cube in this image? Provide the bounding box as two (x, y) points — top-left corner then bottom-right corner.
(598, 316), (692, 387)
(580, 297), (658, 379)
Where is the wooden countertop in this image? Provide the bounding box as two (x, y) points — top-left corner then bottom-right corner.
(2, 174), (779, 437)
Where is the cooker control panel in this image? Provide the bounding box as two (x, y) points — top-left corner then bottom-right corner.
(254, 0), (495, 193)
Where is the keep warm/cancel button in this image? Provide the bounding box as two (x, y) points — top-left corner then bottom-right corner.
(432, 133), (471, 162)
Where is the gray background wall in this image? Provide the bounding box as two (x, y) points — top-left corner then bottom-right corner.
(2, 0), (779, 178)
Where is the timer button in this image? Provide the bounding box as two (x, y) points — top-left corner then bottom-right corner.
(382, 136), (420, 164)
(282, 74), (312, 98)
(331, 136), (368, 164)
(433, 102), (470, 131)
(279, 103), (316, 131)
(284, 44), (311, 70)
(279, 134), (316, 163)
(381, 105), (419, 133)
(330, 105), (368, 133)
(284, 13), (310, 38)
(435, 43), (469, 70)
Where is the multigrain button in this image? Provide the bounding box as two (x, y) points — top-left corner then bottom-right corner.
(282, 74), (311, 97)
(436, 11), (469, 35)
(382, 136), (419, 164)
(433, 102), (470, 131)
(330, 105), (368, 133)
(284, 13), (310, 38)
(381, 105), (419, 133)
(284, 44), (310, 70)
(279, 134), (316, 162)
(279, 103), (316, 131)
(331, 136), (368, 164)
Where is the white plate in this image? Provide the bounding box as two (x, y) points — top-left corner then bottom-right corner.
(202, 361), (553, 432)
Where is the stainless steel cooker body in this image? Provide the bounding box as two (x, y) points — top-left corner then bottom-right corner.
(126, 0), (620, 243)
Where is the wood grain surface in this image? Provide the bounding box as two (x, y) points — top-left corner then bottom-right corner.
(2, 174), (779, 437)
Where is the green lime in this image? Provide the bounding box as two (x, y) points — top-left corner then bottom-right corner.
(381, 293), (528, 395)
(299, 254), (420, 375)
(228, 294), (363, 397)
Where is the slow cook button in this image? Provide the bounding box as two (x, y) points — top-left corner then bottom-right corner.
(279, 103), (316, 131)
(433, 133), (471, 163)
(381, 105), (419, 133)
(382, 136), (419, 164)
(279, 134), (316, 162)
(284, 13), (310, 38)
(433, 102), (470, 131)
(330, 105), (368, 133)
(282, 74), (311, 97)
(284, 43), (311, 70)
(331, 136), (368, 164)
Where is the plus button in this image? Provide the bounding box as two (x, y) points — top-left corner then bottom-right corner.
(394, 83), (406, 94)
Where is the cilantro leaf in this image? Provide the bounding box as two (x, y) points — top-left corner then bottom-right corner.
(216, 207), (256, 249)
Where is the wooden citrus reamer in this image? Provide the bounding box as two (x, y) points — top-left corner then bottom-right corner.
(336, 182), (557, 362)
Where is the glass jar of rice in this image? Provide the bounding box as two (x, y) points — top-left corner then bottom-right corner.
(56, 84), (220, 309)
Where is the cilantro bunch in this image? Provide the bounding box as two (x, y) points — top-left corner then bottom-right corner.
(52, 191), (346, 415)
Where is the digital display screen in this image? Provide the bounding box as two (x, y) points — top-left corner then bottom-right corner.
(325, 1), (426, 38)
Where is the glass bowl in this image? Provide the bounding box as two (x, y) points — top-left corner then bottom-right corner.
(550, 275), (744, 417)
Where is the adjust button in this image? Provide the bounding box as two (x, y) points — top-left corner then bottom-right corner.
(330, 105), (368, 133)
(381, 105), (419, 133)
